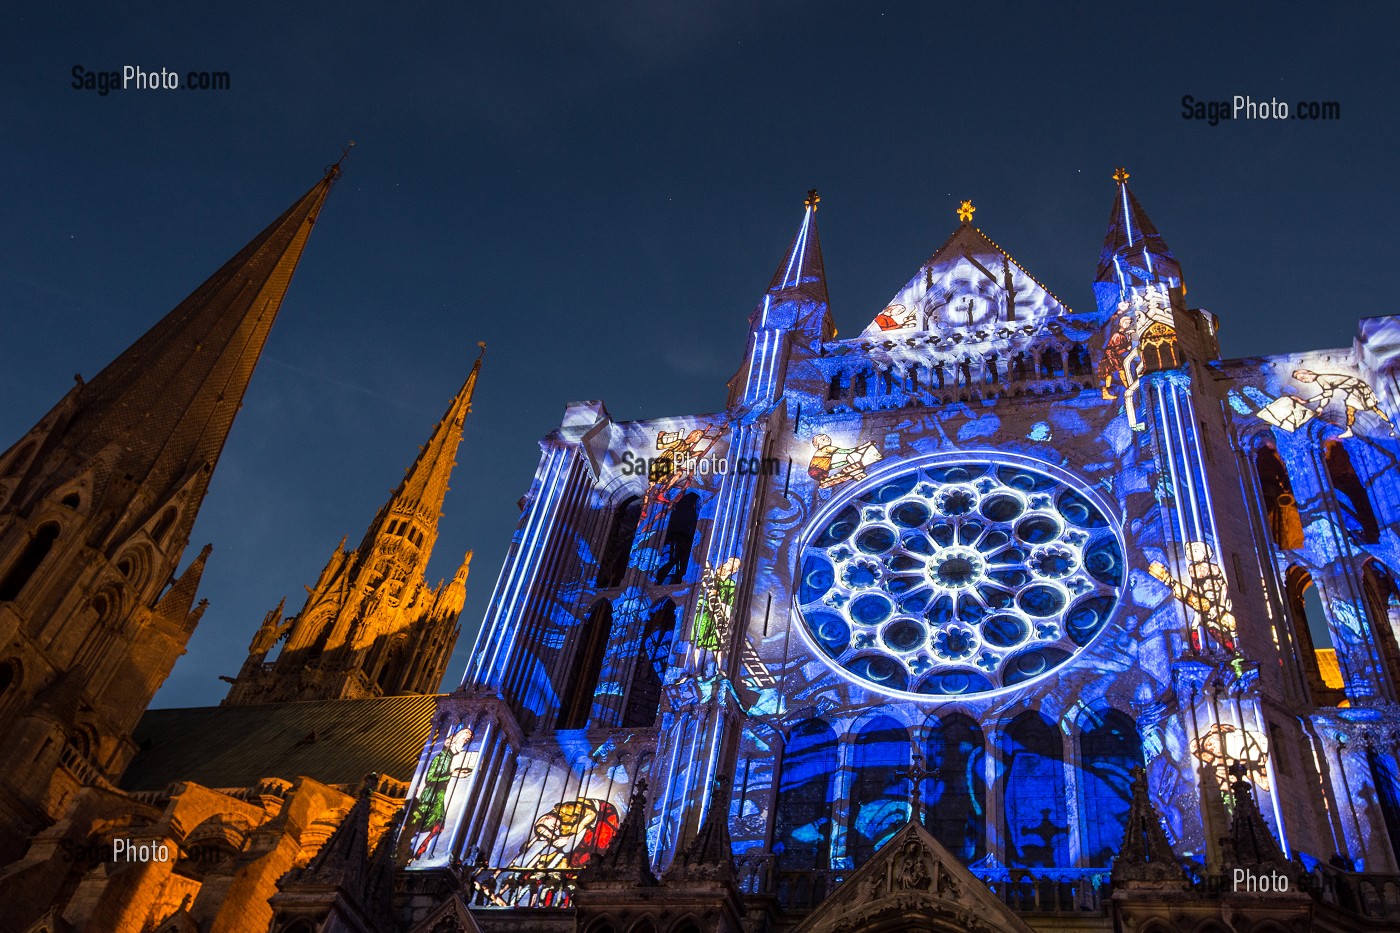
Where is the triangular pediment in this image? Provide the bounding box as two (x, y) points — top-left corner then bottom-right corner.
(405, 892), (484, 933)
(861, 225), (1069, 338)
(792, 820), (1036, 933)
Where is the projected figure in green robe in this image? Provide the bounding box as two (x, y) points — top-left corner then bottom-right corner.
(408, 725), (474, 860)
(694, 557), (741, 652)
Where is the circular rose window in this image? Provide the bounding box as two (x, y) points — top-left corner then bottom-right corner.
(796, 457), (1124, 697)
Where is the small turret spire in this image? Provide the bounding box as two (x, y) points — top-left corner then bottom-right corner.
(765, 191), (828, 305)
(1094, 167), (1183, 313)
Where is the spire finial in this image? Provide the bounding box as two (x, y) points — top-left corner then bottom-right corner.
(1112, 166), (1130, 185)
(956, 200), (976, 223)
(475, 340), (486, 361)
(327, 140), (356, 180)
(805, 188), (820, 211)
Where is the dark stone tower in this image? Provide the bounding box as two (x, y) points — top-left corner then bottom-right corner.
(0, 167), (337, 860)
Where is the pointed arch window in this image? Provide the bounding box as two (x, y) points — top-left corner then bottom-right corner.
(774, 718), (838, 870)
(559, 599), (613, 729)
(1255, 445), (1303, 549)
(922, 714), (985, 863)
(151, 508), (178, 546)
(1362, 562), (1400, 698)
(0, 523), (60, 602)
(2, 441), (34, 478)
(1325, 441), (1379, 544)
(596, 497), (642, 589)
(827, 372), (845, 401)
(1002, 712), (1068, 868)
(1078, 709), (1143, 867)
(1285, 566), (1345, 705)
(622, 601), (674, 727)
(849, 716), (909, 867)
(1368, 748), (1400, 867)
(654, 493), (699, 585)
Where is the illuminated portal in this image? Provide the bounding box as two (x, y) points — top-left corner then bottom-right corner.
(796, 456), (1124, 697)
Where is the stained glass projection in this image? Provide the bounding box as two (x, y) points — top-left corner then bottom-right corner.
(923, 714), (986, 863)
(1078, 710), (1142, 866)
(849, 716), (910, 867)
(797, 457), (1124, 697)
(774, 719), (838, 869)
(1002, 712), (1068, 868)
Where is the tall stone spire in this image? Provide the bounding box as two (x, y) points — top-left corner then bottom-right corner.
(1093, 167), (1183, 314)
(357, 342), (485, 559)
(0, 166), (338, 861)
(1, 167), (339, 551)
(222, 350), (483, 705)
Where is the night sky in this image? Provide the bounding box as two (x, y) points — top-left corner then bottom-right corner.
(4, 2), (1397, 708)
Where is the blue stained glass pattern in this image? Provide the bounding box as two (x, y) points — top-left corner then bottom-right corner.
(796, 457), (1124, 697)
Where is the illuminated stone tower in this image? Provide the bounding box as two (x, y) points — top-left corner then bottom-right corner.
(221, 348), (482, 706)
(0, 169), (337, 861)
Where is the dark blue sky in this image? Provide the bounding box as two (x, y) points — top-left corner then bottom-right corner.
(4, 2), (1396, 707)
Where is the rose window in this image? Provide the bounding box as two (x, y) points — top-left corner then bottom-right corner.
(796, 458), (1124, 697)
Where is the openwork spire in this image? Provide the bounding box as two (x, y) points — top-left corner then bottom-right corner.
(664, 776), (735, 884)
(578, 778), (658, 887)
(1110, 767), (1189, 889)
(385, 342), (485, 527)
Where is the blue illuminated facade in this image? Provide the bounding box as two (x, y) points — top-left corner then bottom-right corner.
(397, 178), (1400, 931)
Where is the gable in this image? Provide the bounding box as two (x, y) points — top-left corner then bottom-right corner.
(862, 226), (1069, 338)
(792, 820), (1036, 933)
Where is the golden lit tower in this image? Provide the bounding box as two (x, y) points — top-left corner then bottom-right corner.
(221, 346), (483, 705)
(0, 168), (338, 860)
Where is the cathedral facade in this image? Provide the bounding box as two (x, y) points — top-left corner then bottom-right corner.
(397, 177), (1400, 932)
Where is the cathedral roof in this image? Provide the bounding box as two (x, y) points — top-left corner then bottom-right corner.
(859, 217), (1071, 338)
(119, 693), (437, 791)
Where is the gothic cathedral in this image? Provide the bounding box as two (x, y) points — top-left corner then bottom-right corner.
(397, 175), (1400, 932)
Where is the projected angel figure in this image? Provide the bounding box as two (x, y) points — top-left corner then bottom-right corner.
(406, 724), (475, 860)
(641, 427), (721, 523)
(693, 557), (741, 652)
(1098, 312), (1145, 431)
(1148, 542), (1238, 653)
(1293, 370), (1398, 439)
(808, 434), (882, 490)
(509, 798), (620, 871)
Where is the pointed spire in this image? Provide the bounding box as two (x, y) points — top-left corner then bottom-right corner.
(1110, 767), (1189, 889)
(765, 190), (828, 307)
(1221, 763), (1299, 881)
(45, 170), (337, 531)
(579, 778), (658, 887)
(384, 343), (484, 528)
(1094, 167), (1183, 312)
(294, 773), (376, 885)
(664, 776), (735, 884)
(153, 543), (212, 628)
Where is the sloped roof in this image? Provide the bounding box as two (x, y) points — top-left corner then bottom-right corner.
(120, 694), (439, 791)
